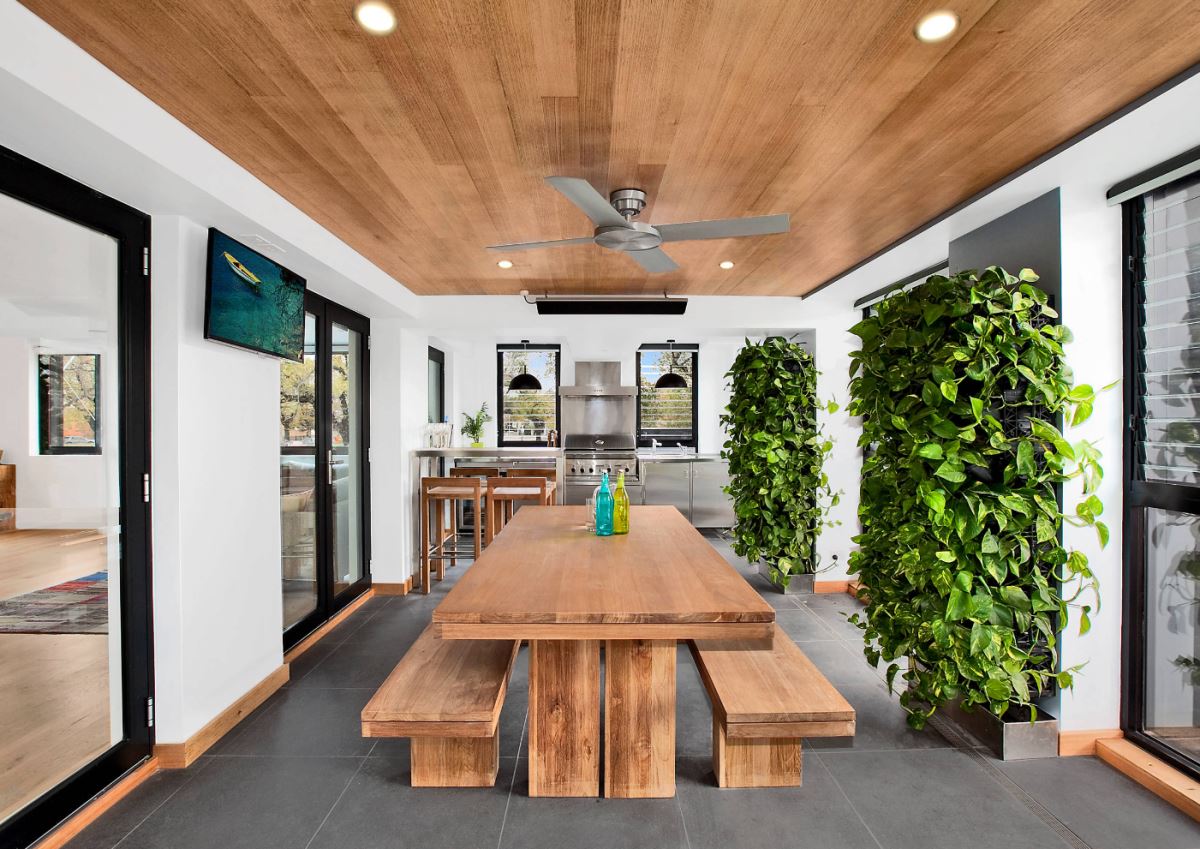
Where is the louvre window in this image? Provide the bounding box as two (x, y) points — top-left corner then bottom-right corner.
(1136, 175), (1200, 485)
(637, 345), (698, 448)
(497, 345), (560, 445)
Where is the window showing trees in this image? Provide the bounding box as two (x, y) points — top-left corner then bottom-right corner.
(280, 315), (317, 448)
(637, 344), (697, 447)
(498, 344), (559, 445)
(38, 354), (100, 454)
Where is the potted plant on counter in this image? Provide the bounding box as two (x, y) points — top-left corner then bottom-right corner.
(721, 337), (840, 593)
(461, 403), (492, 448)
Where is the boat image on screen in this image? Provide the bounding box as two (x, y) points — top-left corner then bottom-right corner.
(205, 229), (307, 361)
(224, 250), (262, 291)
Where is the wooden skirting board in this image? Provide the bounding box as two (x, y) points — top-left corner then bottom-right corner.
(1097, 738), (1200, 823)
(156, 664), (290, 769)
(32, 757), (159, 849)
(814, 580), (849, 594)
(283, 589), (376, 664)
(373, 578), (413, 597)
(1059, 728), (1123, 757)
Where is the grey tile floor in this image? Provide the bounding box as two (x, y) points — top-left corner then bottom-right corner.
(69, 534), (1200, 849)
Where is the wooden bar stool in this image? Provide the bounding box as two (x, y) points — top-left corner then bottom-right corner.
(420, 476), (483, 594)
(451, 467), (499, 542)
(486, 476), (553, 545)
(504, 468), (558, 506)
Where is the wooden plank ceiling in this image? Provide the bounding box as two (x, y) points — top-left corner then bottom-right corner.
(21, 0), (1200, 296)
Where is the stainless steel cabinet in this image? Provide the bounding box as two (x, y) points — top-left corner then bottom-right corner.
(640, 461), (692, 521)
(691, 460), (733, 528)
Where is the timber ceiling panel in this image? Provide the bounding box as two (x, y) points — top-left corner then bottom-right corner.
(20, 0), (1200, 296)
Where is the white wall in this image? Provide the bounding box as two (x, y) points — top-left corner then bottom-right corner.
(800, 70), (1200, 732)
(812, 310), (865, 580)
(151, 217), (283, 741)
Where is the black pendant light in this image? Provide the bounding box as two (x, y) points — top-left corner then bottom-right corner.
(655, 340), (689, 389)
(507, 340), (543, 391)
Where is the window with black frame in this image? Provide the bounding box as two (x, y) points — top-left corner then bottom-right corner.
(497, 343), (559, 445)
(1121, 164), (1200, 780)
(38, 353), (101, 454)
(428, 346), (445, 424)
(637, 343), (698, 448)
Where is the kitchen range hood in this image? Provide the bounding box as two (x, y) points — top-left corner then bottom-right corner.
(559, 361), (637, 397)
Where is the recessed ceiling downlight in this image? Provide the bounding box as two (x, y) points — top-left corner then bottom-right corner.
(719, 260), (735, 270)
(497, 259), (514, 269)
(354, 1), (396, 35)
(915, 10), (958, 42)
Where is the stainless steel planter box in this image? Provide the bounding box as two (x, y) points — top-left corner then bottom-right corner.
(942, 699), (1059, 760)
(757, 565), (815, 594)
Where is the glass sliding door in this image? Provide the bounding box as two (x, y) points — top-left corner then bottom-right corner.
(280, 295), (369, 650)
(1124, 171), (1200, 779)
(0, 147), (151, 849)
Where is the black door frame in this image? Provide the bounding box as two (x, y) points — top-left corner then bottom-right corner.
(1120, 188), (1200, 782)
(282, 291), (371, 651)
(0, 145), (154, 848)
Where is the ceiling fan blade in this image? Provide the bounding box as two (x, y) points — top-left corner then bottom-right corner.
(546, 176), (629, 228)
(486, 236), (595, 252)
(628, 247), (680, 273)
(656, 213), (790, 242)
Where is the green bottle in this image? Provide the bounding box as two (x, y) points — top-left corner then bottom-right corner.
(613, 471), (630, 535)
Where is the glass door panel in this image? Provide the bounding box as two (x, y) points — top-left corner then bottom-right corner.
(0, 193), (124, 827)
(1126, 172), (1200, 778)
(1142, 508), (1200, 758)
(330, 322), (363, 594)
(280, 313), (318, 631)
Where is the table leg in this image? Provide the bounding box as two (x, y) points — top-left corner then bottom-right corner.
(604, 639), (676, 797)
(528, 640), (600, 797)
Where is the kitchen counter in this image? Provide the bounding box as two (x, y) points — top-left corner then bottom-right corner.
(637, 452), (724, 463)
(637, 453), (734, 528)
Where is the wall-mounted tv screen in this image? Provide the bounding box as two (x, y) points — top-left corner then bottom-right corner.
(204, 229), (307, 361)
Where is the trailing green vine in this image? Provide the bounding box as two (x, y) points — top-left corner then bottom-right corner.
(847, 267), (1109, 728)
(722, 337), (840, 588)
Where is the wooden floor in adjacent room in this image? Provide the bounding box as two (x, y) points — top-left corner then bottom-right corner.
(0, 632), (111, 824)
(0, 529), (112, 824)
(0, 529), (106, 601)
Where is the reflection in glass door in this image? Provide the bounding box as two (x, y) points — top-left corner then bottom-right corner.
(280, 296), (369, 649)
(331, 321), (364, 593)
(0, 146), (151, 848)
(280, 313), (318, 631)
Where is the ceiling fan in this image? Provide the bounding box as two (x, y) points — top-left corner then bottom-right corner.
(486, 177), (790, 273)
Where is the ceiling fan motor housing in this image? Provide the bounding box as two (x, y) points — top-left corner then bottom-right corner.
(595, 221), (662, 251)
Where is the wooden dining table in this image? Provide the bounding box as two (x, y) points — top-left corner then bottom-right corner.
(432, 505), (775, 798)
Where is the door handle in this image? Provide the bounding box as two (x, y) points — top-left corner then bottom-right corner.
(327, 449), (335, 485)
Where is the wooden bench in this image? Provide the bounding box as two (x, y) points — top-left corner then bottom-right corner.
(690, 630), (855, 787)
(361, 626), (518, 787)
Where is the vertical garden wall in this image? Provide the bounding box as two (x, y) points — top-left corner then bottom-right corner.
(847, 267), (1108, 728)
(722, 337), (837, 589)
